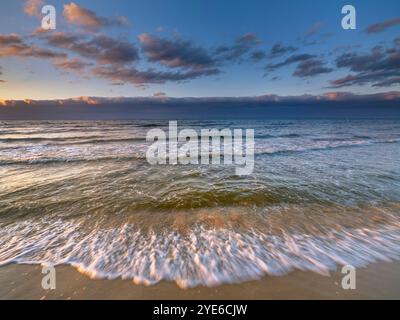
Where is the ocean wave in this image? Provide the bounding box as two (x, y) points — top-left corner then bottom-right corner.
(0, 135), (106, 143)
(277, 133), (301, 138)
(0, 211), (400, 288)
(130, 187), (322, 210)
(255, 140), (373, 156)
(0, 138), (393, 166)
(136, 123), (166, 128)
(255, 133), (301, 139)
(0, 155), (146, 166)
(383, 139), (399, 144)
(56, 137), (146, 145)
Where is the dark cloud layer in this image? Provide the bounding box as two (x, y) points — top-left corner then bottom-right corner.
(1, 92), (399, 120)
(265, 54), (315, 72)
(43, 32), (139, 66)
(293, 58), (332, 77)
(0, 34), (66, 59)
(269, 42), (298, 58)
(250, 50), (267, 62)
(331, 45), (400, 87)
(92, 65), (220, 86)
(214, 33), (261, 62)
(139, 33), (215, 70)
(36, 31), (221, 85)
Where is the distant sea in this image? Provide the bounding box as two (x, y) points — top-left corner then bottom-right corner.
(1, 119), (400, 288)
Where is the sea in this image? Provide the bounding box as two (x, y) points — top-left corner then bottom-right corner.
(0, 119), (400, 288)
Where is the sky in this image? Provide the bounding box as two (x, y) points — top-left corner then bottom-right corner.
(0, 0), (399, 119)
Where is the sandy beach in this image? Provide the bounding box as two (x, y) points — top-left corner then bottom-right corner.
(0, 261), (399, 300)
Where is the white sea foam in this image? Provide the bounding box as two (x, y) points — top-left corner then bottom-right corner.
(1, 217), (400, 288)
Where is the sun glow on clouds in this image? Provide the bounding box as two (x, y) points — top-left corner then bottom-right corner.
(71, 96), (100, 105)
(24, 0), (44, 18)
(0, 1), (398, 102)
(63, 2), (129, 30)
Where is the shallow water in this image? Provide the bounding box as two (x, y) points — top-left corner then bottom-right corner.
(0, 119), (400, 288)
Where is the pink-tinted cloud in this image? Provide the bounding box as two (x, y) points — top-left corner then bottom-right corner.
(42, 32), (139, 66)
(305, 22), (323, 37)
(64, 2), (129, 30)
(0, 33), (66, 59)
(52, 58), (92, 74)
(24, 0), (44, 18)
(366, 17), (400, 34)
(71, 96), (100, 105)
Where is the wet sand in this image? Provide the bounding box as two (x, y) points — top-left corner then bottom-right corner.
(0, 262), (399, 300)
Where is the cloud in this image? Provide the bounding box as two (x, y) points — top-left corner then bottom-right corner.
(335, 46), (400, 73)
(214, 33), (261, 62)
(52, 58), (92, 74)
(0, 34), (25, 45)
(371, 77), (400, 87)
(333, 44), (362, 53)
(36, 31), (220, 86)
(268, 42), (298, 58)
(366, 17), (400, 34)
(92, 65), (220, 86)
(3, 92), (399, 107)
(304, 22), (323, 37)
(265, 53), (315, 72)
(153, 91), (167, 97)
(265, 52), (331, 78)
(139, 33), (216, 70)
(71, 96), (100, 105)
(43, 32), (139, 66)
(331, 70), (400, 88)
(250, 50), (267, 62)
(331, 45), (400, 87)
(298, 22), (332, 46)
(63, 2), (129, 30)
(153, 91), (169, 101)
(24, 0), (44, 18)
(293, 58), (332, 77)
(1, 92), (400, 120)
(0, 33), (66, 59)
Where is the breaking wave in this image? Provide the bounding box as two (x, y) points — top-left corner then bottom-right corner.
(1, 206), (400, 288)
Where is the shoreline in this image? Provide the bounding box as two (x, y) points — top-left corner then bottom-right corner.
(1, 261), (399, 300)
